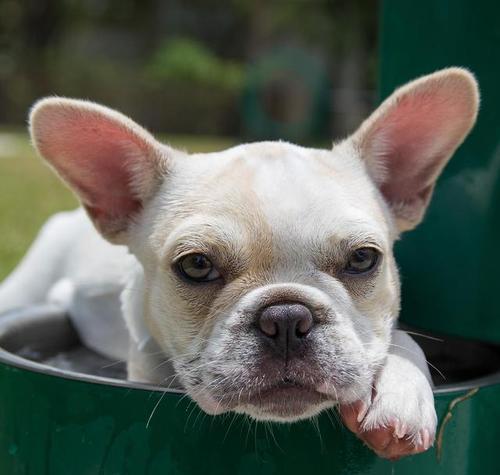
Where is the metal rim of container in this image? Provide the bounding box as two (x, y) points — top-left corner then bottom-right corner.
(0, 304), (498, 396)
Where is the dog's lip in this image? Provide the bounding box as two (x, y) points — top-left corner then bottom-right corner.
(242, 380), (332, 406)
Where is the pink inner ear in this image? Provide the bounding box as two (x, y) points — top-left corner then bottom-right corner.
(36, 109), (150, 228)
(368, 88), (472, 204)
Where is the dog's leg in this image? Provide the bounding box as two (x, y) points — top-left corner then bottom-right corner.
(340, 330), (437, 459)
(127, 338), (180, 388)
(0, 211), (79, 312)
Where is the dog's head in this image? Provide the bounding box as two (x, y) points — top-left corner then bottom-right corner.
(30, 68), (478, 421)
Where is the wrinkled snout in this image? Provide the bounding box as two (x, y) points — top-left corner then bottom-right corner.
(182, 283), (382, 421)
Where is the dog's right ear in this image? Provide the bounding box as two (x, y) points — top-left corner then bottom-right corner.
(30, 98), (176, 243)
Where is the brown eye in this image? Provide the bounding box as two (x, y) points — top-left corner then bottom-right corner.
(177, 254), (221, 282)
(345, 247), (380, 274)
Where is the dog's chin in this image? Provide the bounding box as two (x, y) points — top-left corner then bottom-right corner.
(191, 383), (336, 422)
(237, 385), (336, 422)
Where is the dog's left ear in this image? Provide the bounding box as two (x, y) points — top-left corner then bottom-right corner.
(351, 67), (479, 231)
(30, 98), (177, 243)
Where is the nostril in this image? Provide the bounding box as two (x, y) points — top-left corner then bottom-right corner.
(290, 304), (313, 338)
(295, 318), (312, 337)
(259, 318), (278, 338)
(258, 305), (286, 339)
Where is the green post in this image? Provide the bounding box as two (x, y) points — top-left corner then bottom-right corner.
(380, 0), (500, 343)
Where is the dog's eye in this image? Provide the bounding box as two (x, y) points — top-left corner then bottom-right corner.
(345, 247), (380, 274)
(177, 253), (221, 282)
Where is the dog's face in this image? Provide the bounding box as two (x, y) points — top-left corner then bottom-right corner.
(131, 141), (399, 420)
(30, 68), (478, 421)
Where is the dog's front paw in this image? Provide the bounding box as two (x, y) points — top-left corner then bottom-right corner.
(340, 352), (437, 460)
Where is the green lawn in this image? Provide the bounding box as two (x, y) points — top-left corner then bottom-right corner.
(0, 130), (235, 280)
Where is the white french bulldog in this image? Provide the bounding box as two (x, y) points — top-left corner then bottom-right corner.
(0, 68), (479, 459)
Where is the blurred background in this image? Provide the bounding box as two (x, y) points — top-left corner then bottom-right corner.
(0, 0), (379, 279)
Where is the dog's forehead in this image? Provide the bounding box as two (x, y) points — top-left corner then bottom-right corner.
(158, 141), (393, 248)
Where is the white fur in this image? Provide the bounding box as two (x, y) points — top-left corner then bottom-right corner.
(361, 330), (436, 445)
(0, 68), (480, 459)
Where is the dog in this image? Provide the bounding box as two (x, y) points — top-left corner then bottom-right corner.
(0, 68), (479, 459)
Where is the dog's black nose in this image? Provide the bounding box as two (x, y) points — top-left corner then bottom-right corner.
(257, 303), (313, 356)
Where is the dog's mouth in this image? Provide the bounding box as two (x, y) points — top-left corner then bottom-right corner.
(223, 378), (335, 420)
(189, 374), (337, 420)
(183, 351), (362, 420)
(246, 380), (325, 403)
(182, 336), (371, 421)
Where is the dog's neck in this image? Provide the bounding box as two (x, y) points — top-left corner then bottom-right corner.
(120, 258), (181, 387)
(120, 258), (151, 350)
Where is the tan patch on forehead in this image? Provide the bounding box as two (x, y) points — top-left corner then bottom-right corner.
(205, 155), (275, 272)
(209, 153), (254, 184)
(164, 155), (278, 328)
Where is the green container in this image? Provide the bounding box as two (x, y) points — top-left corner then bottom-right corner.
(0, 305), (499, 475)
(381, 0), (500, 344)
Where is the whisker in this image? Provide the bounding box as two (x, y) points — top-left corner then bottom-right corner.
(146, 390), (168, 428)
(385, 342), (446, 381)
(402, 329), (444, 342)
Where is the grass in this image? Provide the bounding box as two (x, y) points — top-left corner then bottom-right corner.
(0, 130), (236, 281)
